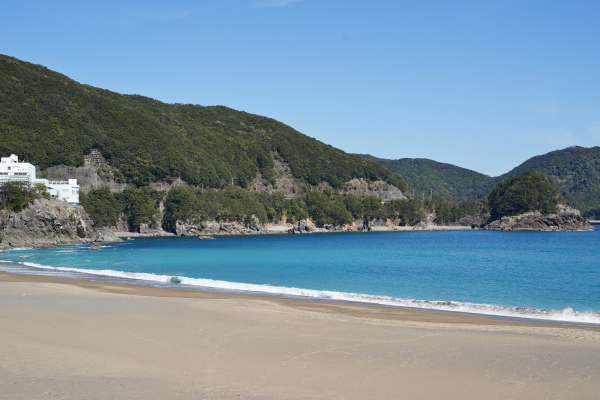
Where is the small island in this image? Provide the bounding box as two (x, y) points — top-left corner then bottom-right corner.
(481, 170), (592, 231)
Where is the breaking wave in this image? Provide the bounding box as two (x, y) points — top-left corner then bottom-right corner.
(3, 261), (598, 326)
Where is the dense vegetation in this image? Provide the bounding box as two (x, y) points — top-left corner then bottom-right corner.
(163, 186), (308, 229)
(487, 171), (564, 220)
(360, 155), (495, 201)
(498, 146), (600, 218)
(81, 185), (487, 231)
(0, 182), (48, 212)
(164, 187), (488, 228)
(79, 187), (163, 231)
(163, 186), (484, 228)
(363, 146), (600, 218)
(0, 54), (406, 192)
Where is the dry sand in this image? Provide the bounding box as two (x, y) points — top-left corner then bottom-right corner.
(1, 271), (599, 400)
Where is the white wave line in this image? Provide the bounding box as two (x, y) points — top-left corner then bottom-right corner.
(10, 261), (599, 325)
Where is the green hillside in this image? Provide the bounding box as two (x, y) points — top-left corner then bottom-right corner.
(363, 147), (600, 218)
(359, 155), (495, 201)
(0, 54), (406, 191)
(488, 170), (565, 220)
(498, 146), (600, 218)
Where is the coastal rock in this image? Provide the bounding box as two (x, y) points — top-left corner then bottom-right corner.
(0, 210), (8, 244)
(174, 219), (268, 237)
(482, 205), (592, 231)
(139, 222), (170, 236)
(457, 214), (489, 229)
(0, 199), (121, 249)
(287, 219), (315, 234)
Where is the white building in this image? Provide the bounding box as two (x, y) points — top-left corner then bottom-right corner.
(0, 154), (80, 205)
(0, 154), (36, 185)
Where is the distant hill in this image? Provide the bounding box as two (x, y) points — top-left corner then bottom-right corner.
(498, 146), (600, 218)
(359, 155), (495, 201)
(362, 146), (600, 218)
(487, 170), (565, 220)
(0, 54), (407, 192)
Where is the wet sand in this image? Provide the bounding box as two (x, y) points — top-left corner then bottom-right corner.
(1, 271), (599, 399)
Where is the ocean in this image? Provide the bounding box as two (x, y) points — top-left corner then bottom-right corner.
(1, 228), (599, 325)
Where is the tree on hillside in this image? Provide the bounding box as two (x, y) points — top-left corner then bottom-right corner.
(0, 182), (39, 212)
(487, 170), (564, 220)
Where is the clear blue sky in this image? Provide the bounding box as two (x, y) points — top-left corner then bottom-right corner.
(2, 0), (599, 176)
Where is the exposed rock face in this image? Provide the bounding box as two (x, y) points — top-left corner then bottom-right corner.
(0, 199), (121, 249)
(345, 179), (406, 202)
(174, 220), (267, 237)
(482, 205), (592, 231)
(138, 222), (171, 236)
(313, 218), (395, 233)
(457, 214), (490, 229)
(287, 219), (315, 234)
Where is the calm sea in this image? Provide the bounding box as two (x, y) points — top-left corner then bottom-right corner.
(1, 228), (599, 324)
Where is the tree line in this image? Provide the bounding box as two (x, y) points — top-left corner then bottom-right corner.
(81, 185), (491, 232)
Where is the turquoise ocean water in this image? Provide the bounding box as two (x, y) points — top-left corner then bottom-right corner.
(1, 228), (599, 324)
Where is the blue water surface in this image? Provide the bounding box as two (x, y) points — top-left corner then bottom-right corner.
(1, 229), (599, 314)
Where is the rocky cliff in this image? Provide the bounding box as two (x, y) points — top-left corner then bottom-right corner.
(482, 205), (592, 231)
(173, 220), (268, 237)
(0, 199), (120, 249)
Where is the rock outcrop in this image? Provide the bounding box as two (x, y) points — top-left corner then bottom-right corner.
(287, 219), (315, 234)
(456, 214), (490, 229)
(174, 220), (267, 237)
(138, 222), (171, 236)
(482, 205), (592, 231)
(345, 178), (407, 202)
(0, 199), (121, 249)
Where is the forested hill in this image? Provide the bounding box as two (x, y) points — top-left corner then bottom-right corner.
(362, 146), (600, 218)
(498, 146), (600, 217)
(359, 155), (495, 201)
(0, 54), (406, 191)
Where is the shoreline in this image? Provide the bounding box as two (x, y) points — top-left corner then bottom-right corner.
(113, 223), (473, 238)
(2, 270), (600, 399)
(1, 270), (599, 330)
(2, 247), (599, 327)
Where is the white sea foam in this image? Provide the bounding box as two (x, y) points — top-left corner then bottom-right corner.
(14, 261), (600, 325)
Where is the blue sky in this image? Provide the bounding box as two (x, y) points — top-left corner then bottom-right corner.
(2, 0), (599, 176)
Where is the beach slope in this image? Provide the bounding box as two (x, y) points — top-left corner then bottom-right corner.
(1, 272), (599, 400)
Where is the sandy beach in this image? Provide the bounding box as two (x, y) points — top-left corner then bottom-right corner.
(1, 271), (599, 399)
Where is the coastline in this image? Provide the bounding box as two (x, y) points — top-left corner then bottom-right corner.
(1, 271), (600, 400)
(1, 270), (598, 329)
(112, 223), (473, 238)
(3, 230), (599, 326)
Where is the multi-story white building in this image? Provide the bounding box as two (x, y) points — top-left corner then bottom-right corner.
(0, 154), (80, 205)
(0, 154), (36, 185)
